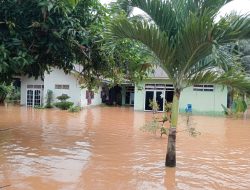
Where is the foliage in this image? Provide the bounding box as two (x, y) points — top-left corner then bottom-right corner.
(73, 1), (152, 90)
(221, 98), (248, 117)
(5, 87), (20, 103)
(34, 105), (45, 109)
(56, 94), (70, 102)
(140, 100), (169, 136)
(0, 0), (89, 82)
(68, 105), (81, 112)
(54, 101), (74, 110)
(238, 39), (250, 75)
(108, 0), (250, 96)
(184, 112), (201, 137)
(149, 99), (159, 114)
(140, 119), (161, 135)
(164, 102), (172, 113)
(44, 90), (53, 108)
(0, 0), (152, 89)
(55, 93), (73, 110)
(0, 83), (12, 103)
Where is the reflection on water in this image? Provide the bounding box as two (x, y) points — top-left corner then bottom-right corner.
(0, 106), (250, 190)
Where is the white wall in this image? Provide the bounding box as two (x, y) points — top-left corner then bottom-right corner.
(20, 68), (103, 108)
(80, 87), (102, 107)
(20, 76), (44, 106)
(43, 69), (81, 106)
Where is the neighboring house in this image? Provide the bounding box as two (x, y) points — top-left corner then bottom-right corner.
(134, 67), (228, 115)
(20, 66), (228, 115)
(20, 68), (102, 107)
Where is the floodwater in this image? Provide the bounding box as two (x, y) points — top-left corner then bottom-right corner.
(0, 106), (250, 190)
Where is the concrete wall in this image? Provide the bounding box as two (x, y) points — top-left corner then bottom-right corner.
(20, 76), (44, 106)
(134, 79), (228, 115)
(43, 69), (81, 106)
(179, 85), (227, 114)
(80, 87), (102, 107)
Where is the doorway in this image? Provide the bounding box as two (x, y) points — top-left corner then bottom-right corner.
(26, 88), (43, 107)
(145, 90), (164, 111)
(125, 86), (135, 105)
(144, 84), (174, 112)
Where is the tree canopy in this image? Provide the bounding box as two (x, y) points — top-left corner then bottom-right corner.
(0, 0), (151, 88)
(0, 0), (85, 82)
(239, 40), (250, 74)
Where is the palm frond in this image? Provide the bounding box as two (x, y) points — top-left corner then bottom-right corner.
(125, 0), (178, 34)
(176, 10), (215, 77)
(108, 0), (250, 92)
(213, 14), (250, 44)
(107, 17), (175, 74)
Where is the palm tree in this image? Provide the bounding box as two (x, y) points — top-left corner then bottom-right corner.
(107, 0), (250, 167)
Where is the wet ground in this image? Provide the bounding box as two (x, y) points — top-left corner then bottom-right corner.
(0, 106), (250, 190)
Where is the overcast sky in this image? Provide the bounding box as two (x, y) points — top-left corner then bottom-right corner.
(100, 0), (250, 16)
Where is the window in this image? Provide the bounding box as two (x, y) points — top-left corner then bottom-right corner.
(62, 85), (69, 89)
(55, 84), (69, 90)
(125, 86), (134, 92)
(27, 85), (33, 89)
(145, 84), (174, 91)
(193, 84), (214, 92)
(27, 85), (43, 89)
(55, 85), (62, 89)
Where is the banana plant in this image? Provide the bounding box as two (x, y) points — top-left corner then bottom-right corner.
(107, 0), (250, 167)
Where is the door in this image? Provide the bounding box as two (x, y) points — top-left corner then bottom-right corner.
(130, 93), (134, 105)
(26, 89), (42, 107)
(156, 91), (164, 112)
(34, 90), (41, 106)
(125, 92), (130, 105)
(145, 91), (154, 111)
(27, 90), (34, 107)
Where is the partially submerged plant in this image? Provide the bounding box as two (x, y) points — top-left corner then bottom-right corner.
(44, 90), (53, 108)
(221, 98), (248, 117)
(68, 105), (82, 113)
(54, 94), (74, 110)
(184, 112), (201, 137)
(141, 100), (170, 136)
(149, 99), (159, 114)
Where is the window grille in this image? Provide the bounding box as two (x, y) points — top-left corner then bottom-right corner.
(193, 84), (214, 92)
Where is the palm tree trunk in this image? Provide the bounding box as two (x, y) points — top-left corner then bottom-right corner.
(165, 92), (180, 167)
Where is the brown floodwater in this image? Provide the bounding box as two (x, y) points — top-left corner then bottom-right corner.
(0, 106), (250, 190)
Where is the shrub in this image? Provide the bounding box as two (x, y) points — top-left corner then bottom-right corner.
(34, 105), (44, 109)
(54, 101), (74, 110)
(56, 94), (70, 102)
(45, 90), (53, 108)
(68, 105), (81, 112)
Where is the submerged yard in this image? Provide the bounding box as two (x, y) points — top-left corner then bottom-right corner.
(0, 106), (250, 190)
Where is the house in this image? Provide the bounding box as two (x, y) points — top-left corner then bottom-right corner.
(20, 66), (228, 115)
(20, 68), (102, 107)
(133, 67), (228, 115)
